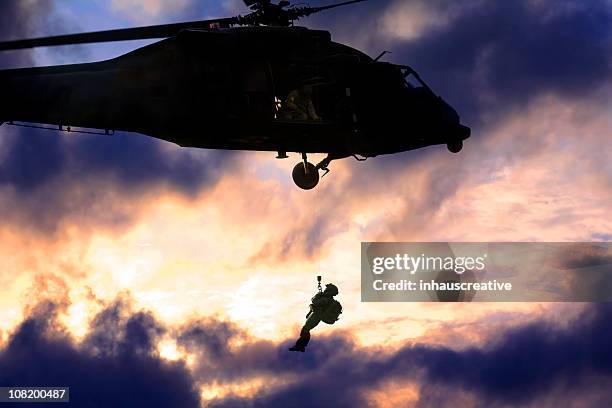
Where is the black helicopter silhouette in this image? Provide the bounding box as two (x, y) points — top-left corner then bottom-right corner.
(0, 0), (470, 190)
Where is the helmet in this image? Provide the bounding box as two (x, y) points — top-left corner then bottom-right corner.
(324, 283), (339, 296)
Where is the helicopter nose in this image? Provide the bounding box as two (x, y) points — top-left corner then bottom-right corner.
(457, 124), (471, 140)
(438, 99), (470, 140)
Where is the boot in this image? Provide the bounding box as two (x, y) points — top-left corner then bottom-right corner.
(288, 335), (309, 352)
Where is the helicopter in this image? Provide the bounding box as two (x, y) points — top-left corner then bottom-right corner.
(0, 0), (470, 190)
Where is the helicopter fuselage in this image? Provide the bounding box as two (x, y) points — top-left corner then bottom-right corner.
(0, 26), (469, 159)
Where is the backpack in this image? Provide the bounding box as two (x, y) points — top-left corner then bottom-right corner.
(321, 299), (343, 324)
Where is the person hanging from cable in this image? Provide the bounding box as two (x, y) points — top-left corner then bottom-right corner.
(289, 276), (342, 352)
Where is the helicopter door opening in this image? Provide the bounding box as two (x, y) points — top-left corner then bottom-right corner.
(272, 63), (337, 124)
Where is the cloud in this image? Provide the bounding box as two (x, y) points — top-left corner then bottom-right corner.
(0, 298), (200, 408)
(109, 0), (245, 24)
(110, 0), (189, 20)
(0, 130), (236, 234)
(0, 1), (53, 67)
(199, 303), (612, 407)
(2, 290), (612, 407)
(410, 303), (612, 405)
(404, 0), (612, 125)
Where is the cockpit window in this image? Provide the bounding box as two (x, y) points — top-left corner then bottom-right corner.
(397, 67), (423, 89)
(373, 63), (429, 91)
(403, 71), (423, 89)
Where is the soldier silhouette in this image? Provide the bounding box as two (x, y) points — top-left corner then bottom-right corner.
(282, 84), (321, 121)
(289, 277), (342, 352)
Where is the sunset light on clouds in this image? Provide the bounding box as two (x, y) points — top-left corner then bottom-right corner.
(0, 0), (611, 406)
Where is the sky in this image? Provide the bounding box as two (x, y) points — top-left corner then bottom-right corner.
(0, 0), (611, 406)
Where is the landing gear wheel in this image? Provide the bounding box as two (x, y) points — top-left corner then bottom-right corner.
(292, 162), (319, 190)
(447, 140), (463, 153)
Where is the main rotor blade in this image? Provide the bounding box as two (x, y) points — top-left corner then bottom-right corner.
(243, 0), (264, 8)
(309, 0), (369, 14)
(0, 17), (237, 51)
(290, 0), (369, 21)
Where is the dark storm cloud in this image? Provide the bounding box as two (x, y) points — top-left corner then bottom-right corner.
(82, 297), (167, 357)
(1, 126), (233, 195)
(4, 297), (612, 407)
(202, 303), (612, 407)
(70, 132), (232, 195)
(178, 318), (241, 358)
(395, 0), (612, 126)
(406, 303), (612, 404)
(177, 318), (352, 385)
(0, 127), (234, 233)
(0, 129), (65, 191)
(0, 300), (200, 408)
